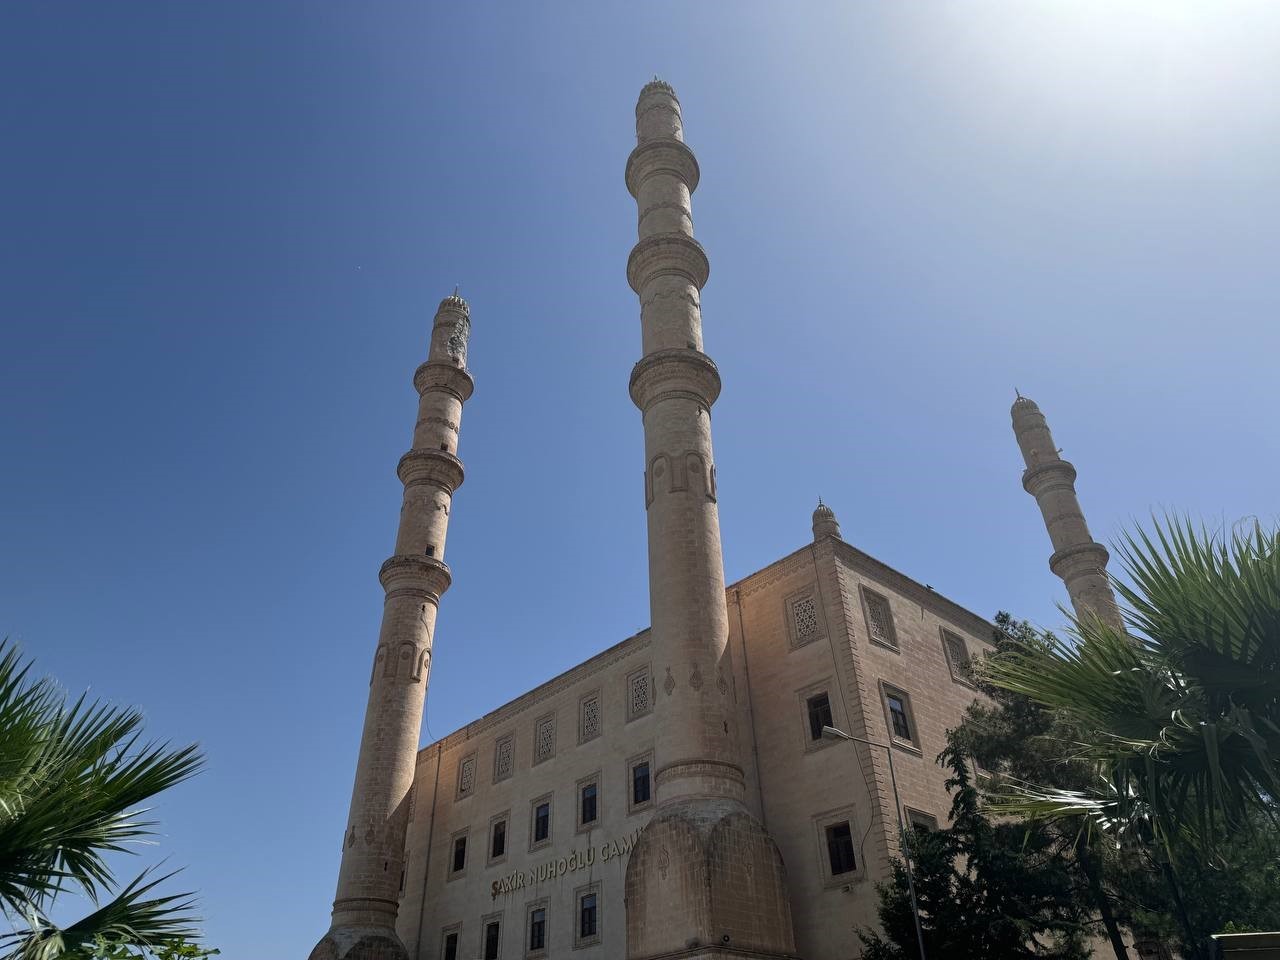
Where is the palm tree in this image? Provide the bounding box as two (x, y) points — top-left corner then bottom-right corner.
(984, 517), (1280, 958)
(0, 641), (204, 959)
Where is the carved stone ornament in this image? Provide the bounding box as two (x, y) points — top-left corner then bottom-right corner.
(447, 314), (470, 365)
(717, 671), (728, 696)
(658, 845), (671, 880)
(689, 665), (703, 691)
(663, 667), (676, 696)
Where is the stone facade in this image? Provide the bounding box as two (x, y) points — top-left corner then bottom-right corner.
(395, 510), (995, 960)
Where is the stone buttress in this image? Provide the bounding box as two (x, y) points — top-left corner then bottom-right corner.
(1011, 394), (1124, 631)
(623, 80), (799, 960)
(308, 294), (474, 960)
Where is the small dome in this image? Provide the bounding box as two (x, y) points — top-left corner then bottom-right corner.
(1011, 391), (1040, 416)
(812, 499), (842, 541)
(438, 288), (469, 316)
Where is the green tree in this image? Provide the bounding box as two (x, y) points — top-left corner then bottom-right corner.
(985, 517), (1280, 959)
(0, 641), (205, 960)
(858, 746), (1090, 960)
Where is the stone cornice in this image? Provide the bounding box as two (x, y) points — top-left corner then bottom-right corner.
(379, 554), (451, 600)
(397, 448), (465, 493)
(1049, 541), (1110, 577)
(629, 348), (721, 412)
(627, 233), (709, 294)
(416, 631), (654, 759)
(625, 138), (700, 198)
(413, 361), (474, 403)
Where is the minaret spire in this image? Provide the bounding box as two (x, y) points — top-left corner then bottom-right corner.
(1011, 394), (1123, 630)
(623, 79), (797, 959)
(308, 293), (474, 960)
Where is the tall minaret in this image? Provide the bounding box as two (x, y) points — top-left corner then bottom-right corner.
(1011, 394), (1124, 631)
(309, 293), (473, 960)
(623, 80), (797, 959)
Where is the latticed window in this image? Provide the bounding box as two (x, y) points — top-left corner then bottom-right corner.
(534, 715), (555, 763)
(457, 755), (476, 798)
(493, 735), (514, 782)
(579, 694), (600, 743)
(791, 595), (819, 644)
(864, 590), (897, 648)
(628, 668), (651, 720)
(943, 631), (971, 681)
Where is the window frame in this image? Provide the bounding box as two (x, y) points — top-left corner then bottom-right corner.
(525, 899), (549, 958)
(578, 689), (602, 745)
(784, 587), (824, 650)
(906, 808), (939, 834)
(488, 810), (510, 866)
(940, 627), (975, 686)
(529, 793), (553, 851)
(576, 772), (601, 833)
(480, 912), (503, 960)
(813, 805), (864, 887)
(625, 664), (653, 722)
(795, 678), (840, 753)
(447, 827), (469, 881)
(879, 681), (922, 754)
(531, 712), (556, 766)
(455, 750), (477, 801)
(573, 881), (603, 949)
(493, 732), (515, 784)
(627, 751), (653, 814)
(440, 924), (462, 960)
(860, 586), (900, 651)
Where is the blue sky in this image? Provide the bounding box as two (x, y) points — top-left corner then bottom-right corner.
(3, 2), (1278, 956)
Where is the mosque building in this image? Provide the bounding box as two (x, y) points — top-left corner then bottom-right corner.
(307, 80), (1121, 960)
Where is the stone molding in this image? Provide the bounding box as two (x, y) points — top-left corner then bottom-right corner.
(412, 361), (474, 402)
(629, 348), (721, 412)
(378, 554), (451, 600)
(653, 758), (746, 789)
(625, 137), (700, 198)
(1049, 540), (1111, 577)
(627, 233), (710, 294)
(396, 448), (465, 493)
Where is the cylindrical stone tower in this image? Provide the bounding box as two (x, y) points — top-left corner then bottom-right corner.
(309, 293), (473, 960)
(1011, 394), (1124, 631)
(812, 498), (842, 541)
(623, 80), (797, 960)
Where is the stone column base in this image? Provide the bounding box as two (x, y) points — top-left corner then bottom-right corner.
(625, 799), (800, 960)
(307, 926), (409, 960)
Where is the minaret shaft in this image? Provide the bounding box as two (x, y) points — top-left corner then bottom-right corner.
(623, 81), (796, 960)
(1012, 396), (1123, 631)
(310, 295), (472, 960)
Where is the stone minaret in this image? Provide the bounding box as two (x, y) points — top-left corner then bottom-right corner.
(623, 80), (797, 959)
(309, 293), (473, 960)
(812, 498), (842, 541)
(1011, 394), (1124, 631)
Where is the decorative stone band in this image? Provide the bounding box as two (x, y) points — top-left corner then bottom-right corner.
(625, 137), (700, 198)
(629, 348), (722, 412)
(397, 448), (465, 492)
(1049, 540), (1111, 581)
(1021, 459), (1079, 495)
(627, 233), (710, 294)
(654, 758), (747, 802)
(378, 554), (452, 601)
(412, 361), (474, 403)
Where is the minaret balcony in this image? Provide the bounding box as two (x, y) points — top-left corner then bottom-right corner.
(625, 137), (700, 198)
(629, 347), (722, 412)
(413, 361), (475, 402)
(627, 233), (709, 294)
(397, 448), (465, 493)
(378, 554), (452, 600)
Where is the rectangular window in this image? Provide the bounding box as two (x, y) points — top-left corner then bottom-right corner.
(580, 782), (598, 826)
(825, 821), (857, 875)
(451, 834), (467, 873)
(534, 801), (550, 843)
(580, 891), (598, 938)
(907, 809), (938, 834)
(632, 761), (651, 806)
(529, 907), (546, 951)
(627, 666), (652, 720)
(443, 932), (458, 960)
(533, 714), (556, 764)
(863, 588), (898, 649)
(483, 921), (500, 960)
(579, 692), (601, 743)
(887, 693), (912, 742)
(806, 692), (833, 741)
(491, 819), (506, 860)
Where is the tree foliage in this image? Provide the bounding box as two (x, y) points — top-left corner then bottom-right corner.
(0, 640), (206, 960)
